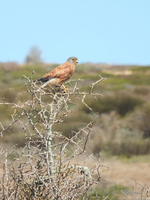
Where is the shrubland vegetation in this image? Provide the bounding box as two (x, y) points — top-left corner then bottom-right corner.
(0, 61), (150, 199)
(1, 62), (150, 156)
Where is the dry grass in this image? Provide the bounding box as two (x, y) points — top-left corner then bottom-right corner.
(102, 159), (150, 187)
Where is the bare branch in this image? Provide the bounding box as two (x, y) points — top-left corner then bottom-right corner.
(0, 74), (105, 199)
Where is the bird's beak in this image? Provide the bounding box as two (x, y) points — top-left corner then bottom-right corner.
(76, 60), (78, 64)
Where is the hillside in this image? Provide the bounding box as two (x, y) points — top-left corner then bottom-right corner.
(0, 62), (150, 198)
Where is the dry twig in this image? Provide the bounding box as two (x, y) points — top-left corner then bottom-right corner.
(0, 75), (104, 199)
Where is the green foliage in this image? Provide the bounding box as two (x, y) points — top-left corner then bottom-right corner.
(115, 94), (143, 116)
(81, 93), (143, 116)
(55, 111), (91, 138)
(131, 66), (150, 72)
(107, 74), (150, 86)
(0, 89), (17, 102)
(88, 185), (128, 200)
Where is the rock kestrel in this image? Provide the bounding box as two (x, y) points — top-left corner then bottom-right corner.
(35, 57), (78, 91)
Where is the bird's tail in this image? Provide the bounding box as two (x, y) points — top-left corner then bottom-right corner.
(35, 81), (49, 92)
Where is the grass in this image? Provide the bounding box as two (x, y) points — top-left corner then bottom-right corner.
(88, 185), (129, 200)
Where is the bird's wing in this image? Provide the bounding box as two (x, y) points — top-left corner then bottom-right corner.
(38, 62), (74, 83)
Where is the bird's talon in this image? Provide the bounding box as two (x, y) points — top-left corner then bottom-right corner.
(61, 85), (68, 93)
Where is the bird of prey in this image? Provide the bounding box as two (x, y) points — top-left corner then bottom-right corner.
(35, 57), (78, 92)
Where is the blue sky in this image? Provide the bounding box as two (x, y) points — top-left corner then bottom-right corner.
(0, 0), (150, 65)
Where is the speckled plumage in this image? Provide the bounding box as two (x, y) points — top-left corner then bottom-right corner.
(36, 57), (78, 87)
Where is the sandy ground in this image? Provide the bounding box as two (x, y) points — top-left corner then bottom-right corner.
(102, 161), (150, 187)
(95, 159), (150, 199)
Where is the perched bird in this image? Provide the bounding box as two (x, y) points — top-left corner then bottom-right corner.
(35, 57), (78, 92)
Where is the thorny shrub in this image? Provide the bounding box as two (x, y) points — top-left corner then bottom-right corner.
(0, 74), (106, 199)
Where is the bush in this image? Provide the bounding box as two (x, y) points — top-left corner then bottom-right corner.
(116, 94), (143, 116)
(133, 86), (150, 96)
(110, 139), (150, 156)
(90, 112), (150, 157)
(0, 89), (17, 103)
(88, 185), (128, 200)
(0, 62), (18, 71)
(0, 75), (104, 199)
(81, 93), (143, 116)
(60, 111), (91, 138)
(131, 103), (150, 138)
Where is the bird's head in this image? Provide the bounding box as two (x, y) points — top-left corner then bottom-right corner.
(67, 57), (78, 64)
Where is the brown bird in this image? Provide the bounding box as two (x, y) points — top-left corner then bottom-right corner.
(35, 57), (78, 92)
